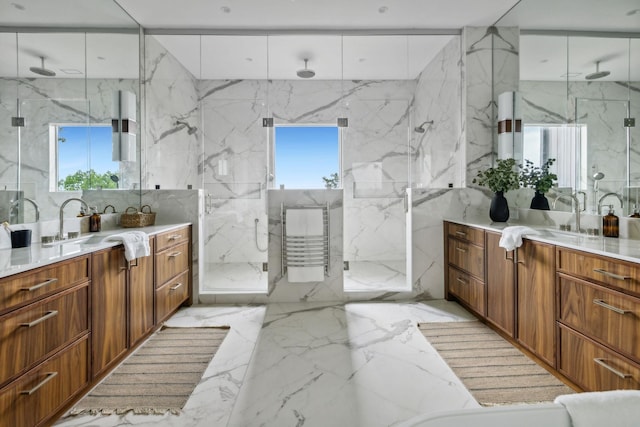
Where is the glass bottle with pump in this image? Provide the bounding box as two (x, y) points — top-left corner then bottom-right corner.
(89, 207), (101, 232)
(630, 204), (640, 218)
(602, 205), (619, 238)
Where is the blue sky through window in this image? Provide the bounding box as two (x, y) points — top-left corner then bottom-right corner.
(58, 125), (118, 179)
(275, 126), (339, 189)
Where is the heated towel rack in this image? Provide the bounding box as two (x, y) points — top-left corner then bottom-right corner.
(281, 203), (330, 276)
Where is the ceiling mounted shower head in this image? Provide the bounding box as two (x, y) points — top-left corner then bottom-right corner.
(29, 56), (56, 77)
(414, 120), (434, 133)
(585, 61), (610, 80)
(296, 59), (316, 79)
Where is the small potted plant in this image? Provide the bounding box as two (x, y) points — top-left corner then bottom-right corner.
(472, 158), (520, 222)
(322, 173), (339, 189)
(519, 158), (557, 210)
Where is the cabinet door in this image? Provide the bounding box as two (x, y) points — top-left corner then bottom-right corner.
(485, 231), (515, 337)
(91, 247), (128, 378)
(129, 238), (155, 347)
(517, 239), (556, 366)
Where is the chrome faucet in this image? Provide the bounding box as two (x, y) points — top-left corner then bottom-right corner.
(597, 192), (623, 215)
(59, 198), (88, 240)
(10, 197), (40, 222)
(552, 192), (581, 233)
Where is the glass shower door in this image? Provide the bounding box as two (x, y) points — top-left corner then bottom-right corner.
(201, 98), (269, 293)
(342, 99), (412, 292)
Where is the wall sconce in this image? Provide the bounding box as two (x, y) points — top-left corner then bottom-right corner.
(112, 90), (137, 162)
(497, 91), (522, 161)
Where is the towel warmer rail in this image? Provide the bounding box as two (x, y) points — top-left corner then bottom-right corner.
(281, 203), (330, 277)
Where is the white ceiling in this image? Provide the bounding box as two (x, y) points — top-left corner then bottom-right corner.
(0, 0), (638, 81)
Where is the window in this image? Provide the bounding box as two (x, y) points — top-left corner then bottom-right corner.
(274, 126), (340, 189)
(51, 124), (120, 191)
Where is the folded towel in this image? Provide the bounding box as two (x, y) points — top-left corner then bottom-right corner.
(554, 390), (640, 427)
(104, 231), (150, 261)
(288, 266), (325, 283)
(499, 226), (540, 251)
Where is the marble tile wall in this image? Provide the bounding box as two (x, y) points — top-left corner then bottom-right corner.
(143, 35), (200, 190)
(412, 36), (463, 188)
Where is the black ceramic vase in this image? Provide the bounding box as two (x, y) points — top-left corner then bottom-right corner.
(530, 190), (550, 210)
(489, 191), (510, 222)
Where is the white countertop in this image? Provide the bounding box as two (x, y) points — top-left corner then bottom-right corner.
(0, 223), (191, 279)
(445, 217), (640, 264)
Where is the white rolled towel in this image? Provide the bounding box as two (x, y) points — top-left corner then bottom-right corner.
(499, 226), (540, 251)
(554, 390), (640, 427)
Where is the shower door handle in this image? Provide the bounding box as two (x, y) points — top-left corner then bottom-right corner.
(403, 191), (409, 213)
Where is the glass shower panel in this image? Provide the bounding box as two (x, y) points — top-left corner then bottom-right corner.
(343, 99), (411, 292)
(575, 98), (629, 214)
(201, 98), (268, 293)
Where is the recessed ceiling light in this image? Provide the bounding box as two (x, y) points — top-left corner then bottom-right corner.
(220, 6), (231, 13)
(560, 72), (582, 78)
(626, 8), (640, 16)
(540, 59), (548, 63)
(11, 2), (25, 11)
(358, 58), (366, 62)
(97, 56), (106, 61)
(60, 69), (83, 75)
(378, 6), (388, 13)
(245, 57), (253, 62)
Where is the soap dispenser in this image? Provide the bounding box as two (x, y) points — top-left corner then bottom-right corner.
(630, 205), (640, 218)
(602, 205), (619, 238)
(89, 207), (101, 232)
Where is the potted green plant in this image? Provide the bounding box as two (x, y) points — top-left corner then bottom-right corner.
(322, 173), (339, 189)
(472, 158), (520, 222)
(519, 158), (558, 210)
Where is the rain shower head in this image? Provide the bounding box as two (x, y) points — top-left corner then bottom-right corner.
(175, 120), (198, 135)
(29, 56), (56, 77)
(296, 59), (316, 79)
(414, 120), (434, 133)
(585, 61), (610, 80)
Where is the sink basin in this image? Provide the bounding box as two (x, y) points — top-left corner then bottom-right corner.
(43, 233), (109, 247)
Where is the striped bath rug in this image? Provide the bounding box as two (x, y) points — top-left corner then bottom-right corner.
(68, 326), (230, 416)
(418, 321), (574, 406)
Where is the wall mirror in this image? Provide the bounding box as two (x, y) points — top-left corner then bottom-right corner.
(493, 0), (640, 215)
(0, 4), (140, 226)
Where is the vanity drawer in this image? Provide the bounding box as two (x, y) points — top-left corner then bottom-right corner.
(556, 248), (640, 296)
(155, 270), (190, 323)
(447, 267), (485, 315)
(0, 336), (89, 427)
(0, 256), (90, 315)
(447, 237), (485, 279)
(447, 222), (485, 247)
(558, 274), (640, 361)
(155, 226), (190, 252)
(559, 325), (640, 392)
(155, 241), (190, 287)
(0, 284), (89, 387)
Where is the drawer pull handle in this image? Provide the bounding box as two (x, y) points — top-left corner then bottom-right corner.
(170, 282), (183, 291)
(593, 268), (630, 281)
(20, 310), (59, 328)
(168, 251), (182, 258)
(455, 247), (467, 253)
(593, 299), (632, 315)
(20, 278), (58, 292)
(455, 231), (467, 237)
(456, 277), (468, 285)
(168, 234), (182, 240)
(593, 358), (632, 379)
(20, 372), (58, 395)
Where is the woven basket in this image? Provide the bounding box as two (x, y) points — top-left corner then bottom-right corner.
(120, 205), (156, 228)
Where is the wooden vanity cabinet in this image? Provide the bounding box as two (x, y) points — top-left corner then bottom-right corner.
(516, 239), (556, 366)
(0, 256), (90, 427)
(485, 231), (515, 337)
(155, 225), (192, 324)
(557, 247), (640, 391)
(129, 236), (155, 347)
(444, 222), (486, 316)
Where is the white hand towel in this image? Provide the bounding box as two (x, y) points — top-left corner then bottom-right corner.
(104, 231), (150, 261)
(554, 390), (640, 427)
(286, 209), (324, 236)
(499, 226), (540, 251)
(288, 266), (325, 283)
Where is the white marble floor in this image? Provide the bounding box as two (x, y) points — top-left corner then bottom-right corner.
(55, 300), (480, 427)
